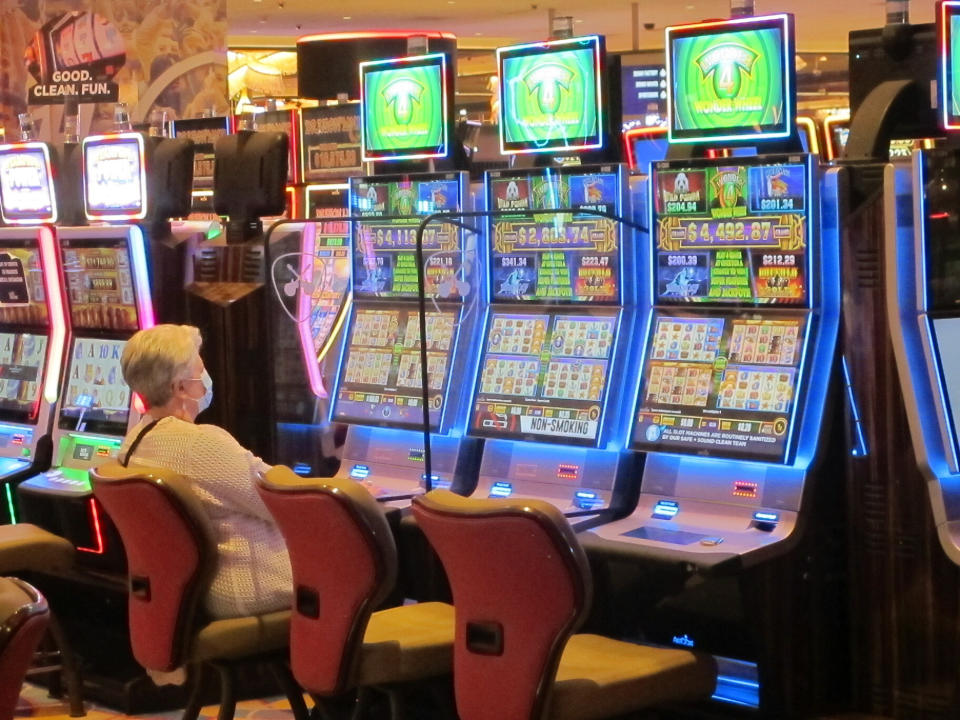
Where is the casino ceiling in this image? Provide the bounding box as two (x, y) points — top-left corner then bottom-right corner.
(227, 0), (934, 51)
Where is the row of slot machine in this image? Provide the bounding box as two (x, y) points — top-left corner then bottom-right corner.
(280, 8), (960, 716)
(279, 17), (843, 717)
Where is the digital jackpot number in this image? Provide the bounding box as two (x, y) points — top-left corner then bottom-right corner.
(685, 220), (773, 244)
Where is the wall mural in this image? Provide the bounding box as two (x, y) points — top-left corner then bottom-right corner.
(0, 0), (228, 140)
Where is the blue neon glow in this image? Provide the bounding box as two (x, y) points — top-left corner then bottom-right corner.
(841, 354), (869, 457)
(711, 656), (761, 709)
(753, 511), (779, 523)
(672, 633), (695, 647)
(653, 499), (679, 519)
(489, 481), (513, 498)
(350, 464), (371, 480)
(293, 463), (312, 475)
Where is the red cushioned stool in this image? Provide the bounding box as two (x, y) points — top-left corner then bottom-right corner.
(0, 577), (50, 720)
(91, 462), (307, 720)
(412, 490), (718, 720)
(258, 466), (454, 720)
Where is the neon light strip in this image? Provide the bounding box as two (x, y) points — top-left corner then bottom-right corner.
(38, 226), (67, 405)
(623, 126), (666, 170)
(82, 133), (148, 221)
(128, 226), (156, 328)
(298, 30), (456, 43)
(297, 226), (328, 398)
(796, 117), (820, 155)
(497, 35), (604, 156)
(0, 142), (58, 225)
(941, 2), (960, 130)
(76, 497), (105, 554)
(67, 432), (123, 446)
(4, 484), (16, 524)
(359, 53), (450, 162)
(665, 14), (793, 145)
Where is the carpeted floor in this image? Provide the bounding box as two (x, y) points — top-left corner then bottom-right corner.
(15, 683), (296, 720)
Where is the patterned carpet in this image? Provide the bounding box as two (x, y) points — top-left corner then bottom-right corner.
(15, 683), (297, 720)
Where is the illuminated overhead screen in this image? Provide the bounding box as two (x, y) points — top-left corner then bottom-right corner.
(498, 35), (605, 155)
(360, 52), (451, 161)
(940, 0), (960, 130)
(666, 14), (795, 144)
(0, 143), (57, 225)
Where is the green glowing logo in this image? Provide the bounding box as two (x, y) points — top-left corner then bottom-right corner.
(670, 24), (787, 139)
(500, 41), (600, 151)
(361, 56), (446, 158)
(382, 77), (425, 125)
(695, 43), (759, 100)
(522, 63), (575, 114)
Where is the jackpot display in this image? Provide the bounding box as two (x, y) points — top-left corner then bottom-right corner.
(470, 308), (619, 445)
(487, 167), (621, 303)
(332, 305), (460, 430)
(631, 311), (805, 461)
(0, 144), (56, 224)
(58, 337), (129, 436)
(667, 14), (794, 144)
(82, 134), (146, 220)
(498, 36), (604, 154)
(0, 333), (48, 423)
(351, 174), (464, 299)
(941, 1), (960, 130)
(60, 238), (138, 331)
(652, 159), (810, 304)
(0, 247), (48, 326)
(360, 53), (450, 161)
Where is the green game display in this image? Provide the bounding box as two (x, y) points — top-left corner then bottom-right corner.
(667, 14), (794, 144)
(360, 53), (450, 161)
(498, 36), (605, 154)
(939, 1), (960, 130)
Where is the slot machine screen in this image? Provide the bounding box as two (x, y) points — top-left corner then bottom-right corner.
(0, 245), (49, 326)
(631, 310), (807, 462)
(58, 336), (129, 435)
(498, 35), (605, 155)
(470, 307), (619, 446)
(486, 167), (622, 304)
(351, 174), (465, 300)
(942, 1), (960, 130)
(360, 53), (451, 161)
(332, 305), (461, 431)
(651, 156), (811, 306)
(83, 133), (147, 220)
(60, 238), (138, 331)
(0, 144), (57, 224)
(667, 14), (795, 144)
(0, 333), (48, 423)
(922, 150), (960, 312)
(933, 317), (960, 459)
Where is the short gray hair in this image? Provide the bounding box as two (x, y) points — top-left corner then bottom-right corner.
(121, 325), (202, 408)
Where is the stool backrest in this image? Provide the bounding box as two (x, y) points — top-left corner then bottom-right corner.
(91, 462), (216, 672)
(412, 490), (592, 720)
(257, 466), (397, 695)
(0, 577), (49, 720)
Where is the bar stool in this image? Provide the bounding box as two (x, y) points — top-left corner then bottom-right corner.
(258, 466), (455, 719)
(0, 523), (84, 716)
(0, 576), (51, 720)
(412, 490), (718, 720)
(91, 462), (308, 720)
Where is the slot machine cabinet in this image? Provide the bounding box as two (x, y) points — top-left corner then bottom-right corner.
(186, 130), (287, 458)
(0, 141), (71, 524)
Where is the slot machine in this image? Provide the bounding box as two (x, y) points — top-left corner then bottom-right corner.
(170, 115), (231, 232)
(838, 3), (960, 715)
(580, 15), (848, 715)
(15, 132), (158, 571)
(460, 35), (641, 514)
(326, 51), (484, 498)
(265, 103), (361, 474)
(250, 109), (301, 219)
(0, 141), (70, 524)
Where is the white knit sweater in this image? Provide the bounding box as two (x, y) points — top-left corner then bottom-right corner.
(119, 417), (292, 618)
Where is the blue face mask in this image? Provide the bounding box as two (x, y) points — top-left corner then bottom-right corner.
(197, 369), (213, 413)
